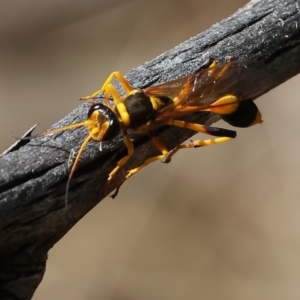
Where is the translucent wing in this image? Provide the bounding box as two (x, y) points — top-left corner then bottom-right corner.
(143, 60), (272, 121)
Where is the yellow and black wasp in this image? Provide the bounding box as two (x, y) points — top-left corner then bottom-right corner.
(38, 58), (272, 197)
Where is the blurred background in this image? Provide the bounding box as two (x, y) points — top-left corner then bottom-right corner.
(1, 0), (300, 299)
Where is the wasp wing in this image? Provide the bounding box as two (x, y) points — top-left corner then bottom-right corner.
(144, 60), (272, 122)
(188, 60), (272, 105)
(143, 73), (192, 100)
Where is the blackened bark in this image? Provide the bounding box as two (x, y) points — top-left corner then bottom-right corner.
(0, 0), (300, 298)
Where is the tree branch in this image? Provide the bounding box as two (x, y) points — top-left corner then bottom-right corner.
(1, 0), (300, 298)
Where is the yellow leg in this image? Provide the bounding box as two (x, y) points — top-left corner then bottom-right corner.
(107, 130), (134, 183)
(208, 95), (239, 114)
(165, 136), (231, 163)
(170, 59), (218, 108)
(125, 135), (169, 180)
(209, 58), (231, 79)
(102, 84), (124, 106)
(172, 81), (193, 107)
(165, 120), (215, 135)
(172, 94), (239, 116)
(163, 119), (235, 163)
(80, 71), (133, 100)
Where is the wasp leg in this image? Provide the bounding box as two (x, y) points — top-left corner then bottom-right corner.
(109, 185), (122, 199)
(172, 76), (199, 108)
(171, 60), (219, 108)
(107, 130), (135, 198)
(107, 130), (134, 184)
(102, 83), (124, 106)
(166, 120), (236, 137)
(80, 71), (133, 100)
(125, 134), (169, 180)
(194, 57), (216, 73)
(164, 119), (236, 163)
(209, 58), (232, 79)
(208, 95), (239, 114)
(175, 94), (240, 116)
(165, 136), (232, 163)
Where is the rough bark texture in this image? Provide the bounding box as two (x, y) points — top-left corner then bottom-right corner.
(1, 0), (300, 298)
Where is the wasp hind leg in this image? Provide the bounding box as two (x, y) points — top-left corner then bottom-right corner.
(165, 136), (233, 163)
(164, 119), (236, 163)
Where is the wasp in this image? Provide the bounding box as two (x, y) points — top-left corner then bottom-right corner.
(38, 58), (271, 198)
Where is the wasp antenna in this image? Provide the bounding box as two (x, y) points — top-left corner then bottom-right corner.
(38, 121), (88, 137)
(12, 122), (88, 142)
(64, 130), (96, 214)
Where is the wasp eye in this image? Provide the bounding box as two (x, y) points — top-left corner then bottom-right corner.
(87, 104), (102, 118)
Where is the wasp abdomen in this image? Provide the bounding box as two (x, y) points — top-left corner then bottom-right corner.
(220, 100), (261, 128)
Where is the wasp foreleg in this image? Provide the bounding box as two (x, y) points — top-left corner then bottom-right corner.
(80, 71), (133, 101)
